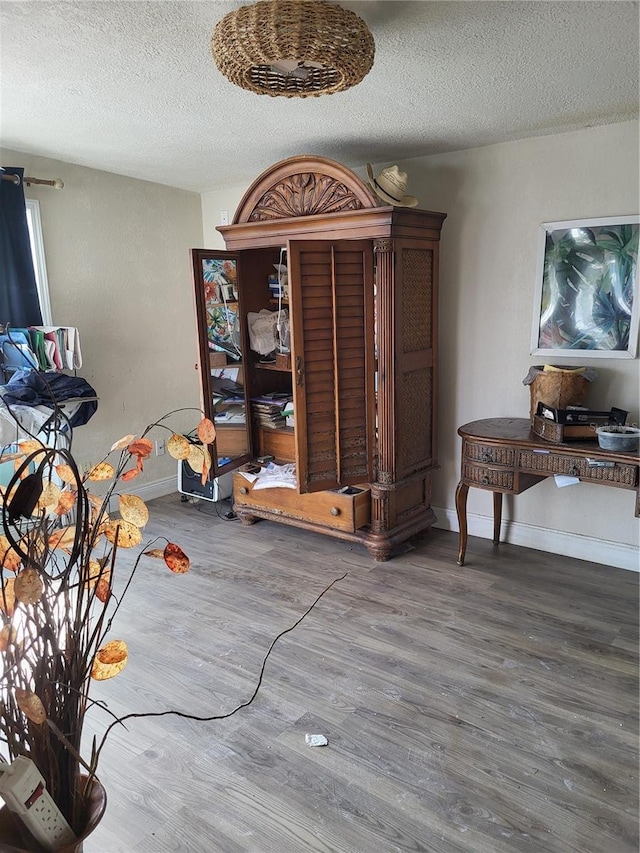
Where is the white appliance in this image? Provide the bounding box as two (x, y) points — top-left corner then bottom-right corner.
(177, 462), (233, 502)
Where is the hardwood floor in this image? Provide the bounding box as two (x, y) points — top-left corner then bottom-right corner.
(83, 494), (639, 853)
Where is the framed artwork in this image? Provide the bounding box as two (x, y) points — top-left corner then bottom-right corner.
(530, 215), (639, 358)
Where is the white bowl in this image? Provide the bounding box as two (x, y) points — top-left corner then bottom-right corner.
(596, 425), (640, 452)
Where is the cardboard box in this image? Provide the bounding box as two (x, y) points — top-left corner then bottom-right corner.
(209, 351), (227, 368)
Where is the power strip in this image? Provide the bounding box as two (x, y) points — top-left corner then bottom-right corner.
(0, 756), (76, 851)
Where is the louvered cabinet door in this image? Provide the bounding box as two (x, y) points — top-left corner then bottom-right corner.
(288, 240), (375, 493)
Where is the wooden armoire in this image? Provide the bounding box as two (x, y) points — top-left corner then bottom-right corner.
(191, 156), (446, 560)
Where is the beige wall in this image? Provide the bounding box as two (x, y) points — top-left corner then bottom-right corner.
(201, 189), (245, 248)
(200, 122), (640, 566)
(1, 148), (204, 486)
(404, 121), (639, 562)
(4, 122), (636, 565)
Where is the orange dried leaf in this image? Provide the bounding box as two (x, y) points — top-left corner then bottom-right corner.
(15, 688), (46, 725)
(83, 560), (103, 589)
(94, 519), (111, 538)
(42, 481), (61, 500)
(0, 624), (19, 652)
(91, 640), (128, 681)
(167, 434), (191, 461)
(14, 568), (43, 605)
(127, 438), (153, 458)
(103, 520), (143, 548)
(110, 434), (136, 453)
(0, 536), (21, 573)
(143, 548), (165, 559)
(201, 445), (211, 486)
(49, 526), (77, 550)
(0, 579), (16, 616)
(86, 492), (104, 510)
(18, 440), (43, 456)
(187, 444), (205, 475)
(88, 462), (115, 482)
(35, 481), (61, 513)
(197, 417), (216, 445)
(119, 494), (149, 528)
(95, 578), (111, 603)
(96, 639), (127, 664)
(55, 464), (76, 485)
(164, 542), (190, 574)
(54, 489), (77, 516)
(121, 468), (141, 482)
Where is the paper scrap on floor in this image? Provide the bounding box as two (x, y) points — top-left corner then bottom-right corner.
(305, 734), (328, 747)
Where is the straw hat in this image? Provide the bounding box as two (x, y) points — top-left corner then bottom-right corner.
(366, 164), (418, 208)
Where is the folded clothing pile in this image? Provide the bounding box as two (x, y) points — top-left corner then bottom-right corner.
(1, 369), (97, 427)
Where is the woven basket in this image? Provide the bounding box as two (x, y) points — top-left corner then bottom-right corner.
(212, 0), (375, 98)
(528, 366), (591, 422)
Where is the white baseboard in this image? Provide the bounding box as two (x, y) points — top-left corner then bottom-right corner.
(106, 485), (638, 572)
(433, 505), (639, 573)
(130, 475), (178, 502)
(107, 475), (177, 512)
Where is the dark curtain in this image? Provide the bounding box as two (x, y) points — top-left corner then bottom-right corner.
(0, 167), (43, 326)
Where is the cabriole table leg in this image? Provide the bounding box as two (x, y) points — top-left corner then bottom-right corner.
(493, 491), (503, 544)
(455, 481), (469, 566)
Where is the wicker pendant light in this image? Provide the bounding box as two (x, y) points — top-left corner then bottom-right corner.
(211, 0), (375, 98)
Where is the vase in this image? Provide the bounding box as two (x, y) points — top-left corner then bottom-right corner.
(0, 775), (106, 853)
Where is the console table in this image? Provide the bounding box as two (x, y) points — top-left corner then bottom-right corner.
(455, 417), (640, 566)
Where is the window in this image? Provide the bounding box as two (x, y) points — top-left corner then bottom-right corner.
(25, 199), (52, 324)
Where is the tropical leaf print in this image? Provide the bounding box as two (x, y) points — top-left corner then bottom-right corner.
(538, 222), (638, 351)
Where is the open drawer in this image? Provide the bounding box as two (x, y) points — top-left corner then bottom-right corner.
(233, 475), (371, 532)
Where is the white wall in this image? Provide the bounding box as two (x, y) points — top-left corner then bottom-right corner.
(1, 148), (204, 493)
(200, 122), (639, 569)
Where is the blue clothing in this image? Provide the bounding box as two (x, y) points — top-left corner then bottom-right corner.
(0, 369), (98, 427)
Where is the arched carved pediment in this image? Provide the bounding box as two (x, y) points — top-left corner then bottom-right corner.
(250, 172), (365, 221)
(233, 155), (378, 223)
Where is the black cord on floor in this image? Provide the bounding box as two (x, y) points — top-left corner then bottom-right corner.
(190, 495), (238, 521)
(93, 571), (349, 759)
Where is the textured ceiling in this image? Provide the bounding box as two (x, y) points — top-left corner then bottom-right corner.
(1, 1), (638, 193)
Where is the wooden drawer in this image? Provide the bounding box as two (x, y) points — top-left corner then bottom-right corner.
(519, 451), (638, 485)
(215, 424), (249, 457)
(581, 461), (638, 486)
(233, 475), (370, 532)
(258, 427), (295, 462)
(462, 462), (514, 490)
(464, 442), (516, 467)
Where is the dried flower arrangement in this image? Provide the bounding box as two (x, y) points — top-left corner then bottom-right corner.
(0, 404), (343, 851)
(0, 408), (216, 846)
